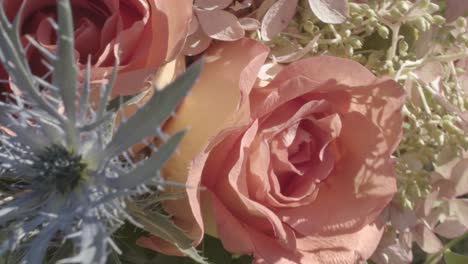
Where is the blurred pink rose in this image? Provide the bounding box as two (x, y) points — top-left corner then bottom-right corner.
(139, 39), (405, 263)
(0, 0), (192, 95)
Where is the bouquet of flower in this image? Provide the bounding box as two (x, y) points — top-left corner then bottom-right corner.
(0, 0), (466, 263)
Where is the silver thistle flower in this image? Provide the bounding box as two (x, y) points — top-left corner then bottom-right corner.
(0, 0), (202, 263)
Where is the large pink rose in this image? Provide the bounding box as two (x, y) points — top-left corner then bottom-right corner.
(0, 0), (192, 95)
(139, 39), (405, 263)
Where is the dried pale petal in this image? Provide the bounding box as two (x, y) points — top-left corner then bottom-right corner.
(273, 34), (320, 63)
(451, 199), (468, 228)
(239, 17), (261, 31)
(423, 190), (439, 216)
(195, 0), (233, 10)
(413, 223), (443, 254)
(371, 231), (413, 264)
(434, 218), (467, 238)
(261, 0), (298, 40)
(308, 0), (349, 24)
(452, 158), (468, 196)
(258, 62), (284, 82)
(196, 9), (244, 41)
(389, 204), (418, 232)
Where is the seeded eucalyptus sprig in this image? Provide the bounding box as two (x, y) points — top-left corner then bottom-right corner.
(0, 0), (204, 263)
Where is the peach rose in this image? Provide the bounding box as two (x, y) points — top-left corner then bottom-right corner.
(0, 0), (192, 95)
(139, 39), (405, 263)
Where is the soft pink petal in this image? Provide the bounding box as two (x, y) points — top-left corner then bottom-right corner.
(154, 39), (268, 250)
(446, 0), (468, 22)
(413, 223), (443, 254)
(434, 218), (468, 238)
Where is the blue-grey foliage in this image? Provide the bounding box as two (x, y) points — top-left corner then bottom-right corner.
(0, 0), (203, 263)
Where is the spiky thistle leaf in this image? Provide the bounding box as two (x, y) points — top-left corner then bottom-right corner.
(0, 0), (203, 263)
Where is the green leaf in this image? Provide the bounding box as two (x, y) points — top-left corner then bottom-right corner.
(444, 251), (468, 264)
(127, 202), (208, 264)
(200, 235), (253, 264)
(106, 92), (148, 112)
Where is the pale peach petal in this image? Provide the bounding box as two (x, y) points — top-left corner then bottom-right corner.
(163, 39), (269, 184)
(452, 158), (468, 196)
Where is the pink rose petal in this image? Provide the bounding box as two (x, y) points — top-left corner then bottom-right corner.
(451, 199), (468, 228)
(452, 158), (468, 196)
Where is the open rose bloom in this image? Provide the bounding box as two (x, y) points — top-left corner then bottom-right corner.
(139, 39), (405, 263)
(0, 0), (192, 95)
